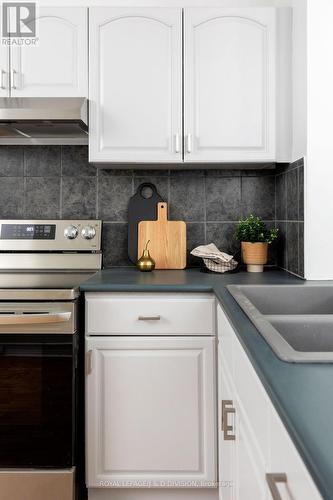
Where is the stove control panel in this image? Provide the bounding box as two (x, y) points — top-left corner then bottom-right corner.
(0, 220), (102, 252)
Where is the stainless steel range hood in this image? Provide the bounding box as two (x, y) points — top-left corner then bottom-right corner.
(0, 97), (88, 145)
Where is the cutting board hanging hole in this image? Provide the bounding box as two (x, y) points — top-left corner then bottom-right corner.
(158, 203), (168, 221)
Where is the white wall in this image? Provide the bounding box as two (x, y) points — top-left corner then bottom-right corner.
(291, 0), (307, 162)
(305, 0), (333, 279)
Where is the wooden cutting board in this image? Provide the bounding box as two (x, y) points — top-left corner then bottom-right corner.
(138, 203), (186, 269)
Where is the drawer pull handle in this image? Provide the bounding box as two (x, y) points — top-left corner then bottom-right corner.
(221, 400), (236, 441)
(266, 473), (287, 500)
(138, 315), (161, 321)
(0, 311), (71, 325)
(86, 350), (93, 375)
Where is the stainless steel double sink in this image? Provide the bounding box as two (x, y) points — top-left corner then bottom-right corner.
(227, 285), (333, 362)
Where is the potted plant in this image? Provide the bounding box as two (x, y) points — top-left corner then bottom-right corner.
(235, 215), (278, 273)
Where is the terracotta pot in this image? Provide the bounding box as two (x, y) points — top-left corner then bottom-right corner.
(241, 242), (268, 273)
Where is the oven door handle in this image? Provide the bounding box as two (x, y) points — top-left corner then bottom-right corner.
(0, 312), (71, 325)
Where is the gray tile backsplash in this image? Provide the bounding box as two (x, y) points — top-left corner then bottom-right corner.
(275, 158), (305, 277)
(0, 145), (304, 275)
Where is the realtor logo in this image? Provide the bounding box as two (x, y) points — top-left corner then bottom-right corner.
(2, 2), (36, 37)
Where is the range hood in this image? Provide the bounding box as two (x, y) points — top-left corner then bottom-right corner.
(0, 97), (88, 145)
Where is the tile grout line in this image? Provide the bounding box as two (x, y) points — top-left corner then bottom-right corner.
(203, 172), (207, 243)
(59, 146), (63, 219)
(167, 169), (171, 206)
(297, 167), (300, 276)
(22, 147), (26, 217)
(96, 167), (99, 218)
(274, 173), (277, 232)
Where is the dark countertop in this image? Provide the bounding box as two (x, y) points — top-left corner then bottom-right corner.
(81, 268), (333, 500)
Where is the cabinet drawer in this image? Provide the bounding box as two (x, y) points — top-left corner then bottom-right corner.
(86, 293), (215, 335)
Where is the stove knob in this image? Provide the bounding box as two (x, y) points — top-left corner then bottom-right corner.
(64, 225), (78, 240)
(81, 225), (96, 240)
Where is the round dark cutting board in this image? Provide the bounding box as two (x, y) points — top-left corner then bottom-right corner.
(127, 183), (164, 263)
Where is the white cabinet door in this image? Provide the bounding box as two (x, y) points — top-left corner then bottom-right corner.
(218, 345), (236, 500)
(217, 303), (322, 500)
(234, 395), (269, 500)
(11, 7), (87, 97)
(268, 407), (322, 500)
(184, 8), (276, 162)
(89, 8), (182, 163)
(0, 46), (10, 97)
(217, 304), (270, 500)
(86, 336), (216, 488)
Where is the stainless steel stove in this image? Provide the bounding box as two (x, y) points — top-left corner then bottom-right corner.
(0, 271), (97, 300)
(0, 219), (102, 500)
(0, 218), (101, 299)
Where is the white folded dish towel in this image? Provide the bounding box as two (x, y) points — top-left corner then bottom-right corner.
(191, 243), (238, 273)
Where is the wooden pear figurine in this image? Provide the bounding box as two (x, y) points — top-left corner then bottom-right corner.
(137, 240), (155, 272)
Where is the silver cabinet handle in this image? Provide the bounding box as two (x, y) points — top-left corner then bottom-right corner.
(138, 315), (161, 321)
(11, 69), (17, 89)
(174, 133), (180, 153)
(0, 69), (6, 90)
(186, 133), (192, 153)
(266, 473), (287, 500)
(86, 350), (93, 375)
(221, 400), (236, 440)
(0, 312), (71, 325)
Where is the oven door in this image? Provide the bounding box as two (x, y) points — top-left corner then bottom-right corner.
(0, 302), (77, 468)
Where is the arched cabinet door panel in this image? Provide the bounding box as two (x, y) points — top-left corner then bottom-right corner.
(89, 8), (182, 163)
(184, 8), (276, 162)
(11, 7), (87, 97)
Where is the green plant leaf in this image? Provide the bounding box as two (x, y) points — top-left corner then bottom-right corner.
(234, 214), (278, 244)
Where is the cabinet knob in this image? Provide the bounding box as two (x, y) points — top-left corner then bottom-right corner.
(266, 473), (287, 500)
(221, 400), (236, 440)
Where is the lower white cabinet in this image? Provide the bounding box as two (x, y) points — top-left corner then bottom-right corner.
(217, 303), (322, 500)
(218, 350), (235, 500)
(268, 407), (322, 500)
(86, 335), (216, 488)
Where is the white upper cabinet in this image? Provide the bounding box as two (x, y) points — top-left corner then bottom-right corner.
(184, 8), (276, 162)
(0, 46), (10, 97)
(10, 7), (88, 97)
(89, 8), (182, 163)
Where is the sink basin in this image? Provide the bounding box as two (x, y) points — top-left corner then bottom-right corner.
(232, 284), (333, 315)
(227, 285), (333, 362)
